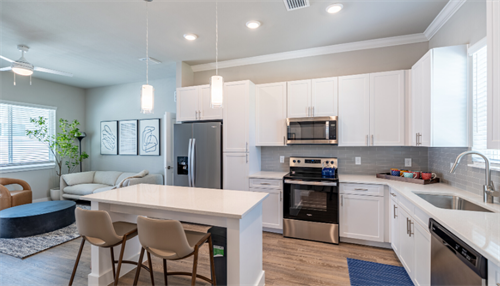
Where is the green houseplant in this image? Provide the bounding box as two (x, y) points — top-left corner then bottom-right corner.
(26, 117), (89, 181)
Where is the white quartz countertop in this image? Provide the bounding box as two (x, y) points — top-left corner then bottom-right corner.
(339, 175), (500, 265)
(81, 184), (268, 219)
(249, 171), (288, 179)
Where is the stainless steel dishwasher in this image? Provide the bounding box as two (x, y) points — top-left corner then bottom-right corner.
(430, 219), (488, 285)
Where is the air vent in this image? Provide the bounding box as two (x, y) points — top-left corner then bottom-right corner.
(283, 0), (310, 11)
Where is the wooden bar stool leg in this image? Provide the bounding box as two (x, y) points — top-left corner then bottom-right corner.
(114, 236), (127, 286)
(147, 251), (155, 286)
(110, 247), (116, 281)
(191, 246), (199, 286)
(162, 259), (168, 286)
(133, 248), (145, 286)
(208, 236), (216, 285)
(68, 238), (86, 286)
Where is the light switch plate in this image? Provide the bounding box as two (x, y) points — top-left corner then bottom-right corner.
(280, 156), (285, 163)
(173, 91), (177, 102)
(405, 158), (412, 167)
(355, 157), (361, 165)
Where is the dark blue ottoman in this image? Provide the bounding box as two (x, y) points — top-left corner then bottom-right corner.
(0, 201), (76, 238)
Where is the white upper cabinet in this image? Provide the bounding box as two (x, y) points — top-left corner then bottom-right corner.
(256, 82), (287, 146)
(488, 0), (500, 149)
(338, 74), (371, 146)
(287, 80), (311, 118)
(370, 71), (406, 146)
(311, 77), (338, 117)
(176, 85), (222, 122)
(410, 46), (468, 147)
(223, 80), (252, 153)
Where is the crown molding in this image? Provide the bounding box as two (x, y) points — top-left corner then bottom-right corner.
(191, 33), (428, 72)
(424, 0), (467, 40)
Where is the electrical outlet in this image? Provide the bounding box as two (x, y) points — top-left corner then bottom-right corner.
(355, 157), (361, 165)
(405, 158), (412, 167)
(174, 91), (177, 102)
(280, 156), (285, 163)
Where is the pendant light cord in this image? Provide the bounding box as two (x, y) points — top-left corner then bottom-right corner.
(146, 1), (149, 85)
(215, 0), (218, 76)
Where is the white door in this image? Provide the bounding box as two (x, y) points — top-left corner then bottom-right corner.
(398, 207), (415, 280)
(223, 153), (249, 191)
(311, 77), (338, 117)
(390, 198), (400, 255)
(414, 222), (431, 286)
(339, 194), (385, 242)
(199, 85), (223, 120)
(164, 112), (176, 185)
(488, 0), (500, 149)
(256, 82), (287, 146)
(251, 188), (283, 230)
(223, 81), (249, 153)
(176, 86), (199, 122)
(370, 71), (405, 146)
(287, 80), (311, 118)
(338, 74), (370, 146)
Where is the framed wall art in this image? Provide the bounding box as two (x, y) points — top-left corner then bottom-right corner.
(100, 120), (118, 155)
(138, 119), (160, 156)
(118, 120), (138, 155)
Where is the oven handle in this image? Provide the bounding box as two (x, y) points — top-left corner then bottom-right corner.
(284, 179), (337, 187)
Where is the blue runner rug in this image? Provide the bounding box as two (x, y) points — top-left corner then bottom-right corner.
(347, 258), (413, 286)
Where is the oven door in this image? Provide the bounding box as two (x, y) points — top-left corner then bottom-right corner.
(283, 179), (339, 224)
(286, 116), (337, 144)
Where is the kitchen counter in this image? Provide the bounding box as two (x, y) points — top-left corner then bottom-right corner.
(249, 171), (288, 180)
(339, 174), (500, 265)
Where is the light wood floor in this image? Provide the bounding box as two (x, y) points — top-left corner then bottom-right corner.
(0, 223), (401, 286)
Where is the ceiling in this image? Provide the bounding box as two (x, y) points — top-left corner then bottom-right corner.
(0, 0), (448, 89)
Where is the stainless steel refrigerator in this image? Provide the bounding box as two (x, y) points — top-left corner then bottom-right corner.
(174, 122), (222, 189)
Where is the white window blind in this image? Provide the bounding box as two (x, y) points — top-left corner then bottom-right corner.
(472, 46), (500, 163)
(0, 102), (56, 168)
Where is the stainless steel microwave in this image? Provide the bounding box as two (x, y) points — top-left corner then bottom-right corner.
(286, 116), (338, 145)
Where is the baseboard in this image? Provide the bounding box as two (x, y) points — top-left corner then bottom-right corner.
(263, 227), (283, 234)
(340, 237), (392, 249)
(33, 197), (50, 203)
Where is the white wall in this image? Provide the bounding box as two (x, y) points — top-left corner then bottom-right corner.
(0, 73), (86, 200)
(85, 77), (176, 175)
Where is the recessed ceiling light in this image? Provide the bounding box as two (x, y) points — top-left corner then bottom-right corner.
(326, 4), (343, 14)
(183, 33), (198, 41)
(246, 21), (261, 29)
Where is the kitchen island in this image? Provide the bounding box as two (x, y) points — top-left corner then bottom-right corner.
(82, 184), (268, 286)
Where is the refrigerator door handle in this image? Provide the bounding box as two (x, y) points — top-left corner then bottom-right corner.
(187, 138), (193, 187)
(191, 138), (196, 187)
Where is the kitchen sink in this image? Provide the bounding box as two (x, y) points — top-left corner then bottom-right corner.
(415, 193), (493, 213)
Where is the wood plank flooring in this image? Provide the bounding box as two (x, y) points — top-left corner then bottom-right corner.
(0, 223), (401, 286)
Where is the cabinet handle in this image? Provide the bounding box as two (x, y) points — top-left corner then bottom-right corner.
(306, 107), (309, 117)
(410, 221), (414, 237)
(260, 183), (271, 185)
(280, 191), (282, 202)
(406, 218), (410, 235)
(195, 111), (198, 119)
(390, 192), (396, 197)
(394, 205), (398, 218)
(283, 136), (286, 146)
(371, 135), (374, 146)
(366, 135), (369, 146)
(341, 195), (344, 206)
(246, 142), (248, 152)
(354, 188), (368, 191)
(415, 133), (418, 146)
(199, 110), (202, 119)
(312, 106), (314, 117)
(246, 154), (248, 163)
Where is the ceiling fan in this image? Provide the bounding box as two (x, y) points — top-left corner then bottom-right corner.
(0, 45), (73, 78)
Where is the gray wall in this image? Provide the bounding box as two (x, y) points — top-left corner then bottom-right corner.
(0, 73), (86, 200)
(261, 146), (429, 175)
(429, 0), (486, 49)
(192, 42), (429, 85)
(85, 77), (176, 176)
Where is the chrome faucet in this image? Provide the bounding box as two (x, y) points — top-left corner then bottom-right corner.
(450, 150), (497, 203)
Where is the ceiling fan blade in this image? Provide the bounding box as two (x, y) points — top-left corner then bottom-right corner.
(0, 66), (12, 71)
(0, 55), (14, 63)
(34, 66), (73, 77)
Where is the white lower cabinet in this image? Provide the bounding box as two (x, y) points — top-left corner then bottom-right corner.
(398, 207), (415, 278)
(390, 196), (400, 255)
(250, 187), (283, 230)
(223, 153), (249, 191)
(340, 192), (385, 242)
(414, 222), (431, 286)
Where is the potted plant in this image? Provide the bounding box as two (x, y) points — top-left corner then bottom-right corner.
(26, 117), (89, 192)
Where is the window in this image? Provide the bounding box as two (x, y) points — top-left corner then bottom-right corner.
(472, 46), (500, 164)
(0, 101), (56, 170)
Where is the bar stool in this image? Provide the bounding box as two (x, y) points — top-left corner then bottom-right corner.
(133, 217), (216, 286)
(69, 208), (151, 286)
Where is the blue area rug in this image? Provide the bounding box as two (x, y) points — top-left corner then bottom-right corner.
(347, 258), (413, 286)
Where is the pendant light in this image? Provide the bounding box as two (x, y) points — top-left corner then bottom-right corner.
(210, 0), (223, 109)
(140, 0), (154, 114)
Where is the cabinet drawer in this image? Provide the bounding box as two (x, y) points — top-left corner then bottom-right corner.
(249, 179), (282, 189)
(340, 183), (384, 197)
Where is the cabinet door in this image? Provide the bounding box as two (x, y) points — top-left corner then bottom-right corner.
(338, 74), (370, 146)
(398, 207), (415, 280)
(176, 86), (199, 122)
(370, 71), (405, 146)
(287, 80), (311, 118)
(414, 222), (431, 286)
(251, 188), (283, 230)
(223, 153), (249, 191)
(412, 52), (432, 147)
(311, 77), (338, 117)
(390, 198), (400, 255)
(488, 0), (500, 149)
(340, 194), (384, 242)
(223, 81), (249, 153)
(199, 85), (223, 120)
(256, 82), (287, 146)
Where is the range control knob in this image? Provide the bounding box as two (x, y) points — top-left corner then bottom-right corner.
(297, 160), (301, 163)
(293, 160), (296, 163)
(331, 161), (335, 164)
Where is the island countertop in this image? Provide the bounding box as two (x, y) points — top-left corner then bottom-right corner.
(81, 184), (268, 219)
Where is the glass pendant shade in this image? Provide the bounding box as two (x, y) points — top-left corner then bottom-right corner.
(140, 84), (154, 114)
(210, 75), (223, 108)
